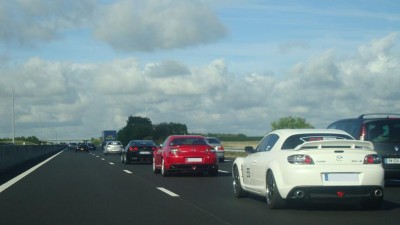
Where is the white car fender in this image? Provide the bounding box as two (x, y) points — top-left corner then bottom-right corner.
(265, 160), (287, 197)
(232, 157), (245, 182)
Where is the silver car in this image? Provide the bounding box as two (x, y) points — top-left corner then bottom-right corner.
(103, 141), (123, 155)
(206, 137), (225, 162)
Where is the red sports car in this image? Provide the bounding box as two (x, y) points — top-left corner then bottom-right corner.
(153, 135), (219, 176)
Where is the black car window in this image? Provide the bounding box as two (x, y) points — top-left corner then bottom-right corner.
(281, 133), (353, 150)
(256, 134), (279, 152)
(207, 138), (221, 144)
(328, 119), (360, 138)
(365, 120), (400, 142)
(170, 138), (206, 146)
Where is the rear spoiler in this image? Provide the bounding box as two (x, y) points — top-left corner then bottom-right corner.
(294, 140), (374, 151)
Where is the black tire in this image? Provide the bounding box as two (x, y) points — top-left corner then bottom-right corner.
(153, 159), (160, 174)
(121, 154), (125, 163)
(233, 166), (247, 198)
(161, 159), (169, 177)
(266, 171), (285, 209)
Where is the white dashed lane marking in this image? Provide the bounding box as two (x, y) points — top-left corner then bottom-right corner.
(157, 187), (179, 197)
(123, 170), (132, 174)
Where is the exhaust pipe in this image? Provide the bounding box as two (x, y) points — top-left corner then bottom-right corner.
(294, 190), (305, 198)
(374, 189), (383, 197)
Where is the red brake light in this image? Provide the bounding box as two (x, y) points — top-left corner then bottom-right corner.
(170, 148), (180, 155)
(360, 125), (367, 140)
(129, 146), (138, 151)
(364, 154), (381, 164)
(287, 154), (314, 164)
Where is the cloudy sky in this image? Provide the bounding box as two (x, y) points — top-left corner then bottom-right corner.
(0, 0), (399, 141)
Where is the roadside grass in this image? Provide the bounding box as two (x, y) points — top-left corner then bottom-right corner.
(222, 141), (258, 158)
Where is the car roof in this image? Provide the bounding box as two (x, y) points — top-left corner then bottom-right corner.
(271, 129), (352, 138)
(168, 135), (205, 139)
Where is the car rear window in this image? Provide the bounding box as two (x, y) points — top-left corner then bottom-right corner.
(133, 140), (156, 146)
(207, 138), (221, 144)
(365, 120), (400, 143)
(170, 138), (207, 146)
(109, 141), (122, 145)
(282, 133), (354, 150)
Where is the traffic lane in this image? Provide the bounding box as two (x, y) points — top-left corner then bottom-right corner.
(102, 153), (400, 225)
(0, 150), (232, 225)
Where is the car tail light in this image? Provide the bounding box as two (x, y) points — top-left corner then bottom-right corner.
(287, 154), (314, 164)
(206, 146), (216, 153)
(363, 154), (381, 164)
(170, 148), (181, 155)
(218, 146), (224, 151)
(129, 146), (138, 151)
(360, 124), (367, 141)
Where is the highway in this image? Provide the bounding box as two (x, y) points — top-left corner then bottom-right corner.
(1, 148), (400, 225)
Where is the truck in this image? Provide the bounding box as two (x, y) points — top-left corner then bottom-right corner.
(101, 130), (117, 148)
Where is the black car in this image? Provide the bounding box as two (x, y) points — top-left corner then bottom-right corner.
(121, 140), (157, 164)
(75, 143), (89, 152)
(327, 113), (400, 179)
(87, 143), (96, 150)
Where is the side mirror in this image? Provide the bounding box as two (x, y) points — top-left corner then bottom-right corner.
(244, 146), (255, 154)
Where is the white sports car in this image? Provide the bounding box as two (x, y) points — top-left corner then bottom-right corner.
(232, 129), (384, 209)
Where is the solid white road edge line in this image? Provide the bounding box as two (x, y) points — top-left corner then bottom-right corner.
(157, 187), (179, 197)
(123, 170), (132, 174)
(0, 150), (65, 194)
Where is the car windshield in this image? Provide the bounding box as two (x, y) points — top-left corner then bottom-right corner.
(365, 120), (400, 142)
(282, 133), (354, 150)
(207, 138), (221, 144)
(170, 138), (207, 146)
(133, 140), (156, 146)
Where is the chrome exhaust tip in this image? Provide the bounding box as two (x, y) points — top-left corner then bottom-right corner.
(294, 190), (305, 198)
(374, 189), (383, 197)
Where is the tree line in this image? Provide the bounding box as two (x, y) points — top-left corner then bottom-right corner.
(117, 115), (314, 145)
(117, 116), (189, 145)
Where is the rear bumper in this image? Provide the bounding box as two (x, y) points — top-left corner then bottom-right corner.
(127, 152), (153, 161)
(168, 164), (218, 173)
(287, 185), (384, 201)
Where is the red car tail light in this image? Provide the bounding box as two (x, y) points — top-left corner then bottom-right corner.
(360, 124), (367, 140)
(129, 146), (138, 151)
(170, 148), (181, 155)
(287, 154), (314, 165)
(218, 146), (224, 151)
(206, 146), (216, 153)
(363, 154), (382, 164)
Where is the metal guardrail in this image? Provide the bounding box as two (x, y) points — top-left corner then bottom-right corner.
(224, 148), (245, 152)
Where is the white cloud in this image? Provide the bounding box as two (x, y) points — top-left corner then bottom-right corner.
(0, 32), (399, 139)
(93, 0), (227, 52)
(0, 0), (96, 47)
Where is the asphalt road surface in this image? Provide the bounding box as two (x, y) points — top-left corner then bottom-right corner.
(1, 148), (400, 225)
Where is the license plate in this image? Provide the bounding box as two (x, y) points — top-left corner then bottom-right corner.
(385, 158), (400, 164)
(139, 151), (151, 155)
(187, 158), (202, 162)
(323, 173), (359, 182)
